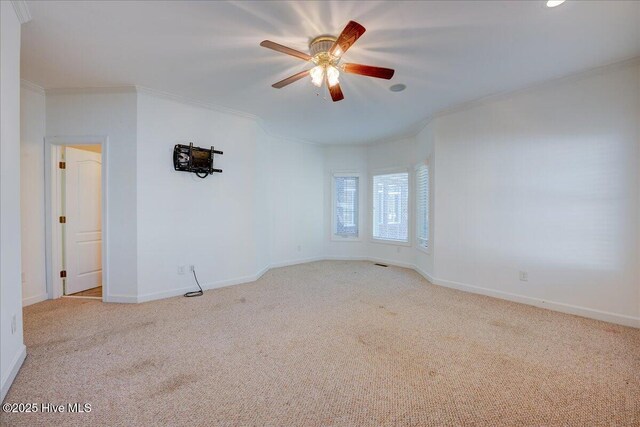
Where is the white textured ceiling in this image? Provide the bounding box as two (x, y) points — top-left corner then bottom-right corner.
(21, 1), (640, 144)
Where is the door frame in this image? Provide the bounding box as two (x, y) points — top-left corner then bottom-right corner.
(44, 135), (109, 302)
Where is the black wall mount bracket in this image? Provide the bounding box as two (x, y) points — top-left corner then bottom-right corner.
(173, 143), (223, 178)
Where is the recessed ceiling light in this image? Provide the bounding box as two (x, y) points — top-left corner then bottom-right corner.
(546, 0), (566, 7)
(390, 83), (406, 92)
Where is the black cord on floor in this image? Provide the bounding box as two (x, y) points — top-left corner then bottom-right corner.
(184, 268), (204, 297)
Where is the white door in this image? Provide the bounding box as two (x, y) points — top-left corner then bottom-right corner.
(64, 147), (102, 294)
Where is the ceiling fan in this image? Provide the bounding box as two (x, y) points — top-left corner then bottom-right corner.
(260, 21), (395, 102)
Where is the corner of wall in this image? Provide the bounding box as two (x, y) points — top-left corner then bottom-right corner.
(1, 344), (26, 402)
(1, 0), (27, 402)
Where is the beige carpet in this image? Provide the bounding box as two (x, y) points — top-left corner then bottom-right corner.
(2, 261), (639, 426)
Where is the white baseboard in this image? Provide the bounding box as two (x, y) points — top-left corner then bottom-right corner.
(323, 255), (368, 262)
(135, 257), (327, 304)
(413, 265), (436, 284)
(135, 264), (273, 304)
(269, 256), (326, 269)
(429, 276), (640, 328)
(325, 255), (416, 270)
(22, 293), (48, 307)
(45, 255), (640, 328)
(328, 257), (639, 328)
(367, 256), (416, 270)
(201, 265), (271, 291)
(95, 259), (304, 304)
(137, 286), (196, 303)
(254, 265), (271, 281)
(327, 256), (425, 273)
(1, 345), (26, 402)
(104, 294), (138, 304)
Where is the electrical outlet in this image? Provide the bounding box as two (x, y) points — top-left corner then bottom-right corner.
(11, 315), (16, 334)
(297, 245), (301, 252)
(178, 265), (186, 275)
(397, 247), (401, 253)
(21, 272), (26, 283)
(189, 265), (195, 272)
(519, 271), (528, 282)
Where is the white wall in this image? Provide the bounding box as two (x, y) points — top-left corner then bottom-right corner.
(135, 93), (324, 300)
(46, 90), (138, 301)
(20, 83), (47, 306)
(262, 132), (325, 267)
(21, 60), (639, 327)
(366, 136), (421, 267)
(324, 144), (369, 260)
(317, 61), (638, 327)
(414, 124), (436, 277)
(320, 135), (437, 285)
(323, 134), (436, 273)
(431, 61), (640, 324)
(22, 89), (326, 304)
(135, 93), (268, 300)
(1, 0), (26, 402)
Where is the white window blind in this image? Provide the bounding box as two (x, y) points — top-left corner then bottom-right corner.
(372, 172), (409, 242)
(334, 175), (359, 237)
(416, 164), (429, 249)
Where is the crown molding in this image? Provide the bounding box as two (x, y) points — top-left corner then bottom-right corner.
(365, 130), (418, 148)
(44, 86), (138, 95)
(432, 55), (640, 122)
(33, 56), (639, 147)
(307, 116), (431, 147)
(136, 86), (320, 146)
(135, 86), (258, 121)
(44, 85), (257, 122)
(41, 83), (321, 146)
(20, 79), (45, 95)
(11, 1), (31, 24)
(364, 116), (433, 147)
(346, 55), (640, 147)
(256, 119), (322, 147)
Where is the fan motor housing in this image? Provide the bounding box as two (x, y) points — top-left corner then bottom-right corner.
(309, 35), (337, 57)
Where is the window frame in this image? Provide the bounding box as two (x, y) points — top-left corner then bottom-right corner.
(414, 161), (431, 254)
(370, 168), (412, 247)
(331, 171), (362, 242)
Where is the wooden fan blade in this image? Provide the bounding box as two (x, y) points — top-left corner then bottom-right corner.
(343, 63), (395, 80)
(272, 69), (310, 89)
(260, 40), (311, 61)
(329, 21), (366, 57)
(327, 81), (345, 102)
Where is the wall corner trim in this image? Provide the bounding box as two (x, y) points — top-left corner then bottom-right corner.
(11, 1), (31, 24)
(1, 345), (26, 401)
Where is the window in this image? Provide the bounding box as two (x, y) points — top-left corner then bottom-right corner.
(372, 172), (409, 242)
(333, 174), (359, 238)
(416, 163), (429, 250)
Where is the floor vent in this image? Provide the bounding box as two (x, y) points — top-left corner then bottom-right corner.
(374, 263), (388, 267)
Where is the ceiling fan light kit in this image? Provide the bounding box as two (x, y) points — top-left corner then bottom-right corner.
(260, 21), (395, 102)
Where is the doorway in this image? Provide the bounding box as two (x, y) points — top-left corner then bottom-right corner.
(45, 136), (109, 302)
